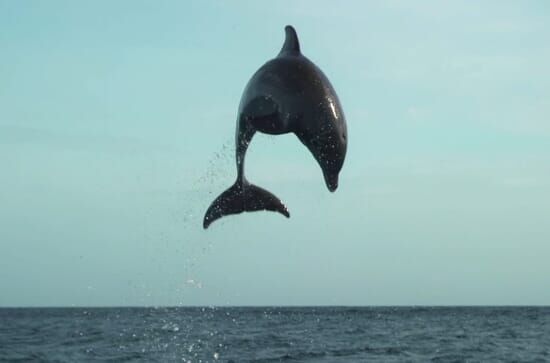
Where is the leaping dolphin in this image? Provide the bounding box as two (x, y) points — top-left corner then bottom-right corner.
(203, 25), (347, 229)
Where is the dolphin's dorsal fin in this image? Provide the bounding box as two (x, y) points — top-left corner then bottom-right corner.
(279, 25), (300, 55)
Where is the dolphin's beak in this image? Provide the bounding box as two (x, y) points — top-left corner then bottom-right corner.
(324, 172), (339, 192)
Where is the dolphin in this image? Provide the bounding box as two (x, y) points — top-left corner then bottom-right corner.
(203, 25), (347, 229)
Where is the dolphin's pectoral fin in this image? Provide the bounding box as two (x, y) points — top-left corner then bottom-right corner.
(243, 97), (286, 135)
(203, 181), (290, 229)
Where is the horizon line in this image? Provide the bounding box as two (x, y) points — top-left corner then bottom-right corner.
(1, 304), (549, 309)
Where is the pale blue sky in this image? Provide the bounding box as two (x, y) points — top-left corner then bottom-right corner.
(1, 1), (549, 306)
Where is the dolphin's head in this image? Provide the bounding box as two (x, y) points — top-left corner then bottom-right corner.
(297, 97), (347, 192)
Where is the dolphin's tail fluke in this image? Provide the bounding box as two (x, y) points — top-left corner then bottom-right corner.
(203, 180), (290, 229)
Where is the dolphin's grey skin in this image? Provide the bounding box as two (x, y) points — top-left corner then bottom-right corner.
(203, 25), (347, 229)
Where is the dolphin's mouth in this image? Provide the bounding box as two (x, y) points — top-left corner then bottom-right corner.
(324, 172), (339, 192)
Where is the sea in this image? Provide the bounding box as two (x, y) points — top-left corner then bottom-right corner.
(1, 307), (549, 362)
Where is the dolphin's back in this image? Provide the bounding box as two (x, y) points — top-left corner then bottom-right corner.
(239, 55), (334, 118)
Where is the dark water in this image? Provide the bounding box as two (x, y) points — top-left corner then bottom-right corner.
(1, 307), (549, 362)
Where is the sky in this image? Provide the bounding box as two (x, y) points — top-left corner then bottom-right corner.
(1, 0), (549, 307)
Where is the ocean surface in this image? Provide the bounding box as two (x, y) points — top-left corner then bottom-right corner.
(1, 307), (549, 362)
